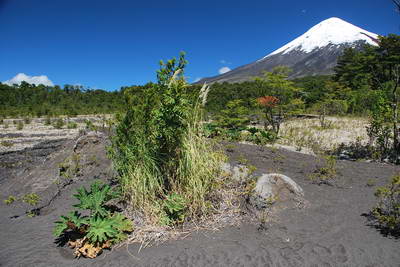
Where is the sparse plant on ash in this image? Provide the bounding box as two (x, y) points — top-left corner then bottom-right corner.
(53, 181), (133, 258)
(370, 175), (400, 235)
(309, 155), (338, 186)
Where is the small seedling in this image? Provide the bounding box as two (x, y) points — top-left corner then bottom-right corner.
(237, 154), (248, 165)
(27, 211), (36, 218)
(22, 193), (40, 206)
(67, 122), (78, 129)
(309, 155), (337, 186)
(247, 164), (257, 175)
(3, 195), (16, 205)
(366, 178), (377, 187)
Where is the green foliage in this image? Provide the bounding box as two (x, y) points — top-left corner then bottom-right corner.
(109, 53), (224, 223)
(3, 195), (16, 205)
(160, 193), (187, 225)
(53, 181), (132, 252)
(22, 193), (40, 206)
(85, 120), (97, 131)
(0, 82), (125, 117)
(254, 67), (304, 134)
(372, 175), (400, 233)
(53, 118), (65, 129)
(87, 216), (119, 244)
(309, 155), (338, 185)
(59, 153), (81, 179)
(215, 99), (250, 130)
(334, 34), (400, 162)
(203, 123), (276, 144)
(366, 93), (393, 160)
(67, 121), (78, 129)
(73, 181), (119, 217)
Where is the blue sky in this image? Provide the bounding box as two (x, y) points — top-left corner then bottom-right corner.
(0, 0), (399, 90)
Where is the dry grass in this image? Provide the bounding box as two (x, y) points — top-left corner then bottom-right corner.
(118, 173), (246, 250)
(277, 116), (369, 153)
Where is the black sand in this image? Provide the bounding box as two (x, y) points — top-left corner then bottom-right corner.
(1, 139), (399, 267)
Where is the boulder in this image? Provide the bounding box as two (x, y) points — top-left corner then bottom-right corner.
(220, 163), (251, 181)
(250, 173), (304, 209)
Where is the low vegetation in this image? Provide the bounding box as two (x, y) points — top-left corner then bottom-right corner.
(309, 155), (338, 186)
(371, 175), (400, 235)
(53, 181), (133, 258)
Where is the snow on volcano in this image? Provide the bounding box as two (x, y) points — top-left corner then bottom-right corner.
(263, 17), (379, 58)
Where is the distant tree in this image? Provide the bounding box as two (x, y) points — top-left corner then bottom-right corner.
(254, 66), (304, 133)
(215, 99), (250, 129)
(335, 34), (400, 161)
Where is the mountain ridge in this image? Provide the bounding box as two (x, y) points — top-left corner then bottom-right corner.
(196, 17), (379, 84)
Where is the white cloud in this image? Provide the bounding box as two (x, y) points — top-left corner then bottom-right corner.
(219, 59), (231, 65)
(3, 73), (54, 86)
(301, 9), (307, 13)
(218, 66), (231, 74)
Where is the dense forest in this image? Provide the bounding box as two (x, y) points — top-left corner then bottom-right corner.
(0, 82), (125, 117)
(1, 34), (399, 122)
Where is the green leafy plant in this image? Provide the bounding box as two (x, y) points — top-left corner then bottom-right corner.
(53, 181), (132, 258)
(309, 155), (338, 185)
(59, 153), (81, 179)
(109, 52), (225, 223)
(67, 121), (78, 129)
(3, 195), (16, 205)
(371, 175), (400, 234)
(22, 193), (40, 206)
(160, 193), (187, 226)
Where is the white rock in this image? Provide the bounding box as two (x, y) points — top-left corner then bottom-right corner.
(251, 173), (304, 209)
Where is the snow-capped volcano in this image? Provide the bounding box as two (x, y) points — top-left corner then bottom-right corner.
(197, 17), (379, 84)
(265, 17), (378, 57)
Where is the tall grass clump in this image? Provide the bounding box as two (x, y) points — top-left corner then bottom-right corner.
(109, 52), (224, 224)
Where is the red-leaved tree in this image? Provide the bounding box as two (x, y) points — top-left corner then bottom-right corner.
(257, 96), (282, 134)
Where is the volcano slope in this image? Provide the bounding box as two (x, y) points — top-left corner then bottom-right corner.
(0, 135), (399, 267)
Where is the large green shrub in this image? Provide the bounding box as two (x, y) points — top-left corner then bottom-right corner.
(109, 52), (224, 223)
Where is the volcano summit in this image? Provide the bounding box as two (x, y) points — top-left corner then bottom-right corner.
(197, 17), (379, 84)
